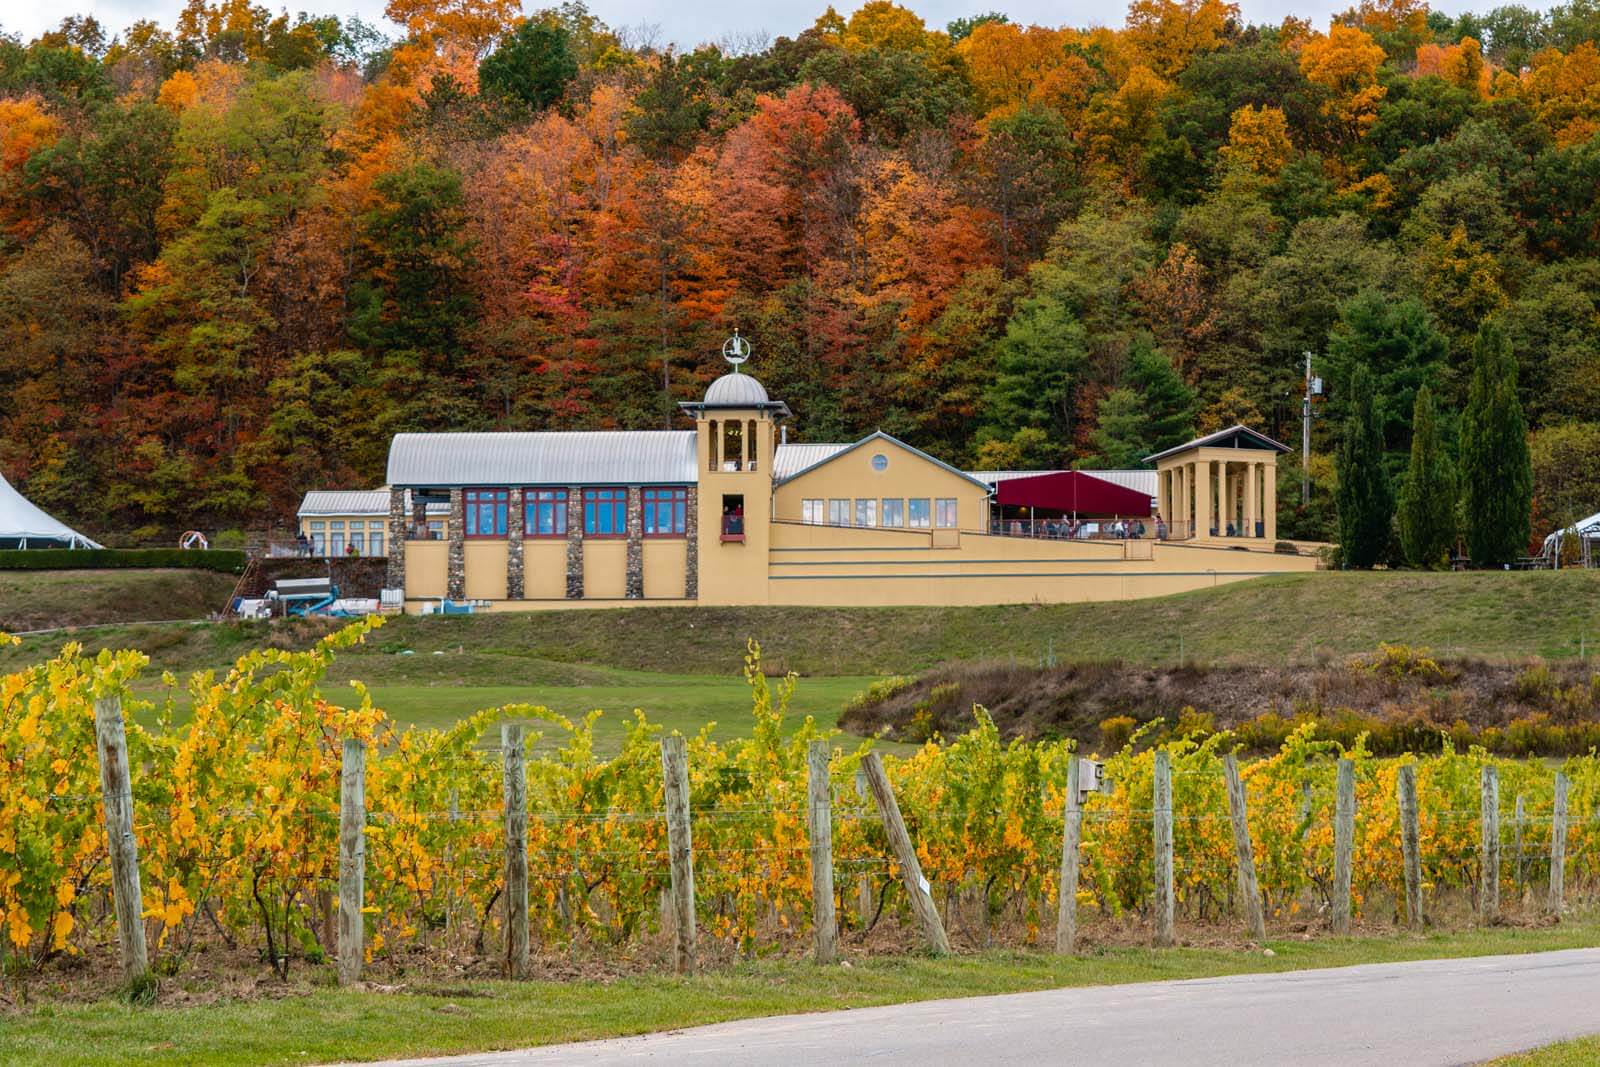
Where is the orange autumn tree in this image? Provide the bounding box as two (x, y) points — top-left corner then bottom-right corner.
(1415, 36), (1491, 97)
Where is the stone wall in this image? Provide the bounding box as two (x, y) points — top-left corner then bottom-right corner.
(447, 488), (465, 600)
(625, 486), (644, 599)
(506, 487), (525, 599)
(684, 486), (698, 599)
(386, 488), (406, 590)
(565, 485), (584, 598)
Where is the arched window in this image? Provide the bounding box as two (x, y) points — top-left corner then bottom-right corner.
(708, 420), (719, 471)
(747, 419), (758, 470)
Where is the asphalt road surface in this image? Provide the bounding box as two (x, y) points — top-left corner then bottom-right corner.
(355, 948), (1600, 1067)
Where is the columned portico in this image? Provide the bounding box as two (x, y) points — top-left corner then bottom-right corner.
(1145, 425), (1291, 545)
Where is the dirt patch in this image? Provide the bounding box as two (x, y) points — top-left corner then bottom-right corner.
(841, 652), (1600, 754)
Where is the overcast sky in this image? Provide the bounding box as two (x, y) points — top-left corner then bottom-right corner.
(1, 0), (1478, 52)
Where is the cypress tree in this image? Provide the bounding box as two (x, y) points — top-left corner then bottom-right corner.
(1335, 364), (1393, 568)
(1461, 322), (1533, 566)
(1398, 386), (1456, 568)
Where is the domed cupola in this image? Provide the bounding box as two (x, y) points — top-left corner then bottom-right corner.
(679, 330), (790, 418)
(704, 370), (770, 406)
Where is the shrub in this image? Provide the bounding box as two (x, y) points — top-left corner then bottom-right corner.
(0, 548), (245, 574)
(842, 675), (912, 716)
(1352, 642), (1449, 684)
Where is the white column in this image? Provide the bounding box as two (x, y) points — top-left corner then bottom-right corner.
(1263, 461), (1277, 542)
(1220, 462), (1233, 536)
(1245, 461), (1259, 537)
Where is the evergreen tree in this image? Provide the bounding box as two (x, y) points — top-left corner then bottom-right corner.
(1126, 341), (1198, 454)
(1082, 341), (1195, 468)
(1335, 364), (1393, 568)
(1397, 386), (1456, 568)
(1461, 321), (1533, 566)
(478, 19), (578, 113)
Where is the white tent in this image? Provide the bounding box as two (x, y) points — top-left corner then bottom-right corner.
(0, 471), (100, 549)
(1542, 510), (1600, 567)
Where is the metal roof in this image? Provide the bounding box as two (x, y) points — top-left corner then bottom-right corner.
(296, 489), (449, 517)
(969, 469), (1158, 496)
(1143, 425), (1290, 465)
(297, 490), (391, 516)
(774, 442), (852, 480)
(776, 431), (992, 491)
(387, 431), (699, 488)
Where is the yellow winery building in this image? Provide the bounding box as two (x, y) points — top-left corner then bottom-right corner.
(381, 365), (1316, 611)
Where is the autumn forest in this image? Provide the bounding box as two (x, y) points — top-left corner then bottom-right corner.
(2, 0), (1599, 543)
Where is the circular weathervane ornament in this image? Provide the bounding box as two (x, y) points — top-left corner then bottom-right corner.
(722, 329), (751, 369)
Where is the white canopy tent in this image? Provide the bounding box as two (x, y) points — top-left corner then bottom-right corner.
(0, 471), (100, 549)
(1542, 511), (1600, 568)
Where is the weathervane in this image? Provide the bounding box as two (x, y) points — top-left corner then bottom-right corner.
(722, 329), (751, 371)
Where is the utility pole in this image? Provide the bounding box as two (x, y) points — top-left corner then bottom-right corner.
(1302, 351), (1312, 505)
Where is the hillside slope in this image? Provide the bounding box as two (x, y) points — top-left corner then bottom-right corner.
(0, 569), (238, 633)
(3, 571), (1599, 677)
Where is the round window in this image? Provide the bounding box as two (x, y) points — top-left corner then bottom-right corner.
(870, 453), (889, 472)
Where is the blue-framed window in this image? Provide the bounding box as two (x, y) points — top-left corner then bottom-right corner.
(583, 488), (627, 536)
(525, 488), (568, 537)
(643, 486), (687, 537)
(464, 488), (508, 537)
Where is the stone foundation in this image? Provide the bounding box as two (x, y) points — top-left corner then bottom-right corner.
(506, 488), (525, 599)
(684, 486), (698, 599)
(625, 486), (644, 599)
(386, 488), (406, 590)
(447, 488), (465, 600)
(565, 486), (584, 598)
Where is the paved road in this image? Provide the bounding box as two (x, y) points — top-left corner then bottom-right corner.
(354, 948), (1600, 1067)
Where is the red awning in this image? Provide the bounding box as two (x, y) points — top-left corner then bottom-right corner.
(995, 471), (1154, 516)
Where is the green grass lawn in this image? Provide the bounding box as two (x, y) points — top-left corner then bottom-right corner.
(1497, 1037), (1600, 1065)
(364, 674), (876, 751)
(6, 920), (1600, 1067)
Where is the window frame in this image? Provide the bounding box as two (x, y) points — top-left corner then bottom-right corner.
(464, 488), (509, 538)
(801, 499), (824, 525)
(827, 498), (850, 526)
(582, 487), (628, 538)
(524, 488), (569, 538)
(908, 498), (931, 529)
(935, 498), (958, 529)
(854, 498), (877, 527)
(881, 498), (905, 528)
(642, 486), (688, 538)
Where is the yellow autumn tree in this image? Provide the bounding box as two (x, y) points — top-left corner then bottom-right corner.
(957, 22), (1079, 116)
(1299, 23), (1388, 141)
(1218, 104), (1294, 175)
(1123, 0), (1239, 78)
(1518, 43), (1600, 146)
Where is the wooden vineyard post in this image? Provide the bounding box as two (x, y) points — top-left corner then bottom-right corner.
(661, 734), (697, 973)
(1513, 794), (1526, 897)
(1223, 754), (1266, 943)
(1398, 764), (1423, 930)
(861, 752), (950, 955)
(807, 740), (838, 964)
(502, 724), (529, 979)
(1549, 772), (1568, 918)
(1056, 756), (1083, 954)
(854, 769), (873, 925)
(1153, 749), (1175, 948)
(93, 696), (148, 982)
(1480, 765), (1500, 924)
(1332, 758), (1355, 935)
(337, 737), (366, 987)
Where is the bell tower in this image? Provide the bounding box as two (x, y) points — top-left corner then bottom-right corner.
(680, 332), (789, 605)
